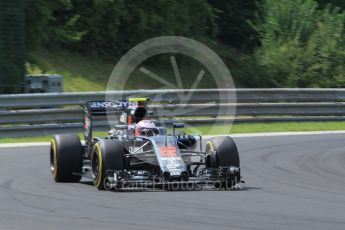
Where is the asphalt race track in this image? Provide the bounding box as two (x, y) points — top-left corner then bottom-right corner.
(1, 134), (345, 230)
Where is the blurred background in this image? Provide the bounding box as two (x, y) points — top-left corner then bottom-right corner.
(0, 0), (344, 93)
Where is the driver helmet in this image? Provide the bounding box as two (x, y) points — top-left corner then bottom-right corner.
(134, 120), (158, 136)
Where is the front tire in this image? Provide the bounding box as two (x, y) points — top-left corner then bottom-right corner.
(206, 136), (239, 168)
(91, 139), (125, 190)
(50, 134), (83, 182)
(205, 136), (241, 188)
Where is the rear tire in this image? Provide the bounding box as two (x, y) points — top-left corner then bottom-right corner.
(50, 134), (83, 182)
(91, 139), (125, 190)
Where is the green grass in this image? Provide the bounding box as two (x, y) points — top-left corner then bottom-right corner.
(0, 136), (53, 143)
(183, 121), (345, 135)
(27, 49), (114, 92)
(2, 121), (345, 143)
(27, 48), (218, 92)
(0, 132), (108, 144)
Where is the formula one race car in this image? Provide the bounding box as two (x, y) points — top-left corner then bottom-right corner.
(50, 98), (242, 191)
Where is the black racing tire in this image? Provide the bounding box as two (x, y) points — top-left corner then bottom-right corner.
(206, 136), (241, 189)
(50, 134), (83, 182)
(91, 139), (125, 190)
(206, 136), (240, 168)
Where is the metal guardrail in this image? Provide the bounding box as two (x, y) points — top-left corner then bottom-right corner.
(3, 103), (345, 125)
(1, 88), (345, 137)
(3, 88), (345, 108)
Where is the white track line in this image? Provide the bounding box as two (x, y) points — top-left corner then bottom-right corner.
(0, 142), (50, 148)
(1, 130), (345, 148)
(207, 130), (345, 138)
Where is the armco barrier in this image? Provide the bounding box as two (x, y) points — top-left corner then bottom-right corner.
(1, 89), (345, 137)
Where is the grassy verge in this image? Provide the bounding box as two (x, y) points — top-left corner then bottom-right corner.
(1, 121), (345, 143)
(0, 132), (108, 144)
(27, 49), (113, 92)
(183, 121), (345, 134)
(27, 49), (218, 92)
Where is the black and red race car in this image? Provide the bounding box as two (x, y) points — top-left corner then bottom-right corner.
(50, 98), (242, 191)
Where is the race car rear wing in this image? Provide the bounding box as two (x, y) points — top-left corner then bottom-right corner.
(83, 98), (149, 145)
